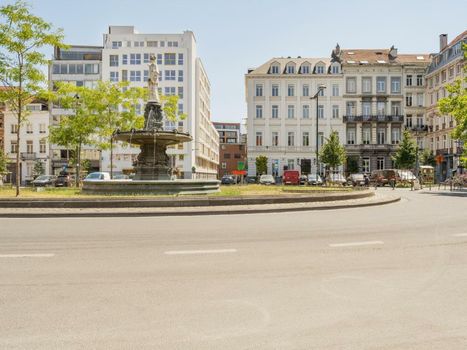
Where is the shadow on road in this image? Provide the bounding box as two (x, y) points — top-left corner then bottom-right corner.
(419, 190), (467, 198)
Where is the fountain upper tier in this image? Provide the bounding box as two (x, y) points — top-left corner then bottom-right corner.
(113, 129), (192, 146)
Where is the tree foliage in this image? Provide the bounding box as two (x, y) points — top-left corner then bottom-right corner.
(393, 129), (417, 169)
(420, 149), (436, 167)
(161, 95), (187, 122)
(0, 149), (9, 174)
(0, 0), (65, 195)
(319, 131), (346, 172)
(33, 159), (44, 177)
(255, 155), (268, 175)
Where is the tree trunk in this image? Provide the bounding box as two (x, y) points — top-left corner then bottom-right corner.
(15, 116), (20, 197)
(110, 136), (113, 179)
(76, 143), (81, 188)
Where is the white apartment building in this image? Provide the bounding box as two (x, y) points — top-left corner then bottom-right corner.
(3, 103), (50, 184)
(245, 55), (344, 176)
(100, 26), (218, 179)
(49, 45), (103, 175)
(425, 31), (466, 181)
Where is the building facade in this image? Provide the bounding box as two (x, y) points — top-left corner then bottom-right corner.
(49, 45), (103, 175)
(425, 32), (466, 181)
(3, 102), (50, 184)
(337, 46), (430, 173)
(213, 122), (247, 178)
(100, 26), (218, 179)
(245, 56), (344, 176)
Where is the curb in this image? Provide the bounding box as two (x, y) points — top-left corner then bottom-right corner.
(0, 195), (400, 218)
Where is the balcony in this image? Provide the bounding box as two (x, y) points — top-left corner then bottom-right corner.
(405, 125), (428, 133)
(21, 152), (36, 160)
(343, 115), (404, 123)
(345, 144), (398, 152)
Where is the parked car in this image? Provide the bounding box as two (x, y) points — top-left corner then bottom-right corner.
(259, 174), (276, 185)
(32, 175), (57, 187)
(245, 176), (257, 184)
(84, 172), (111, 181)
(347, 173), (366, 187)
(371, 169), (416, 186)
(55, 174), (73, 187)
(299, 175), (308, 185)
(283, 170), (300, 185)
(307, 174), (323, 186)
(329, 173), (347, 186)
(221, 175), (235, 185)
(113, 174), (130, 180)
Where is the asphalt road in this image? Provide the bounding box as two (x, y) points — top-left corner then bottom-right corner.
(1, 188), (466, 349)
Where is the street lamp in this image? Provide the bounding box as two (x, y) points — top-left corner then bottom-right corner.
(310, 85), (326, 179)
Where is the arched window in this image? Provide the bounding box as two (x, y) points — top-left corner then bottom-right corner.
(300, 62), (311, 74)
(270, 62), (281, 74)
(285, 62), (296, 74)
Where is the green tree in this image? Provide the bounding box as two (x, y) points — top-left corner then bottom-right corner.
(420, 149), (436, 167)
(0, 1), (65, 196)
(438, 43), (467, 159)
(0, 149), (9, 185)
(45, 83), (99, 187)
(393, 129), (417, 169)
(32, 159), (44, 177)
(255, 155), (268, 175)
(319, 131), (346, 174)
(346, 156), (359, 174)
(161, 95), (187, 122)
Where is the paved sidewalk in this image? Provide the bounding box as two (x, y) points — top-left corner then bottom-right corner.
(0, 191), (400, 217)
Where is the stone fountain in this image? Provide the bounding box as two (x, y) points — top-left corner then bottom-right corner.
(82, 55), (220, 195)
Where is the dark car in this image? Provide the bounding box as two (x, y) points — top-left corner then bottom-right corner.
(245, 176), (257, 184)
(32, 175), (57, 187)
(221, 175), (235, 185)
(299, 175), (308, 185)
(347, 173), (366, 187)
(307, 174), (323, 186)
(55, 174), (72, 187)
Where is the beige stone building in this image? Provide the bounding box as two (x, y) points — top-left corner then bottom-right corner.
(425, 31), (466, 181)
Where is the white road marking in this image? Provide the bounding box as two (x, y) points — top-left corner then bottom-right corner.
(329, 241), (384, 248)
(452, 233), (467, 237)
(164, 249), (237, 255)
(0, 253), (55, 258)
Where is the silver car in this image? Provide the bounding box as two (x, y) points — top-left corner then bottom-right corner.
(259, 174), (275, 185)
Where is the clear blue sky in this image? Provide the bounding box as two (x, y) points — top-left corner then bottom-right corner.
(18, 0), (467, 122)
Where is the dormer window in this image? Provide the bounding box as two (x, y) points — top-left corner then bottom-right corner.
(301, 64), (311, 74)
(286, 64), (295, 74)
(316, 64), (325, 74)
(271, 64), (280, 74)
(331, 64), (340, 74)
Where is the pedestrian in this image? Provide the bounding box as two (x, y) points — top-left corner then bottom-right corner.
(364, 174), (369, 187)
(389, 175), (396, 190)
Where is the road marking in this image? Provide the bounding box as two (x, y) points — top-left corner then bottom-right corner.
(164, 249), (237, 255)
(452, 233), (467, 237)
(0, 253), (55, 258)
(329, 241), (384, 248)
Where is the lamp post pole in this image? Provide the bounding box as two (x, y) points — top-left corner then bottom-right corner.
(311, 85), (326, 179)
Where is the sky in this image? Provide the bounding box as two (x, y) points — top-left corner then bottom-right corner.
(10, 0), (467, 123)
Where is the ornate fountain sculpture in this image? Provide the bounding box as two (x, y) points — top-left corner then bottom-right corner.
(114, 54), (192, 180)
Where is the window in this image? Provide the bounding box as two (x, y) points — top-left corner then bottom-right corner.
(178, 70), (183, 82)
(332, 84), (339, 96)
(110, 71), (119, 82)
(287, 159), (295, 170)
(255, 84), (263, 97)
(391, 102), (401, 115)
(84, 64), (98, 74)
(26, 123), (33, 134)
(10, 141), (17, 153)
(441, 70), (446, 82)
(224, 153), (231, 159)
(160, 41), (165, 47)
(129, 71), (141, 82)
(362, 77), (372, 93)
(302, 105), (310, 119)
(416, 93), (423, 107)
(362, 158), (370, 173)
(346, 102), (356, 116)
(318, 88), (324, 97)
(122, 54), (128, 65)
(143, 70), (149, 82)
(256, 132), (263, 146)
(11, 124), (18, 134)
(299, 132), (309, 147)
(178, 103), (183, 115)
(164, 87), (176, 96)
(416, 114), (423, 127)
(39, 139), (46, 153)
(301, 65), (310, 74)
(143, 53), (150, 63)
(347, 127), (356, 144)
(331, 65), (339, 74)
(346, 77), (356, 93)
(157, 54), (162, 65)
(26, 140), (33, 153)
(406, 114), (413, 128)
(126, 41), (131, 47)
(316, 65), (325, 74)
(122, 70), (128, 82)
(271, 65), (279, 74)
(318, 105), (324, 119)
(332, 105), (339, 119)
(165, 70), (176, 81)
(391, 77), (401, 93)
(147, 41), (158, 47)
(362, 102), (371, 116)
(377, 157), (385, 170)
(178, 54), (184, 65)
(391, 128), (401, 144)
(271, 84), (279, 96)
(302, 84), (309, 97)
(377, 127), (385, 144)
(287, 105), (295, 119)
(129, 54), (141, 65)
(178, 87), (184, 98)
(318, 132), (324, 148)
(416, 75), (423, 86)
(287, 84), (295, 97)
(376, 77), (386, 93)
(286, 65), (295, 74)
(110, 55), (119, 67)
(256, 105), (263, 119)
(406, 93), (412, 106)
(168, 41), (178, 47)
(287, 132), (295, 146)
(406, 75), (412, 86)
(272, 132), (279, 146)
(271, 105), (279, 119)
(111, 41), (122, 49)
(39, 123), (46, 134)
(362, 126), (371, 144)
(377, 101), (385, 116)
(164, 53), (176, 65)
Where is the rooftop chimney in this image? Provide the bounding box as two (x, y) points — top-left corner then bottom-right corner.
(389, 45), (398, 59)
(439, 34), (448, 51)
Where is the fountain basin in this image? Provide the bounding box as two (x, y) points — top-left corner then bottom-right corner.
(82, 179), (220, 195)
(114, 130), (192, 145)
